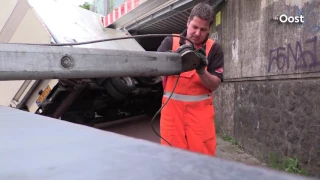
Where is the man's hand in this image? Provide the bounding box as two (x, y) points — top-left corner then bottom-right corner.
(195, 48), (208, 75)
(196, 48), (221, 92)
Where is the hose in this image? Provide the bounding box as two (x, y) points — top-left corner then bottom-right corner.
(6, 33), (195, 147)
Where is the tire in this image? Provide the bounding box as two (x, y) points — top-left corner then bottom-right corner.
(110, 77), (136, 95)
(104, 79), (127, 101)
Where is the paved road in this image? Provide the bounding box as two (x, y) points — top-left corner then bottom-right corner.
(96, 115), (264, 167)
(96, 114), (160, 143)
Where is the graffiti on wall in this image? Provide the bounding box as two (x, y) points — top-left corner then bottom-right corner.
(283, 0), (320, 34)
(268, 36), (319, 72)
(210, 32), (220, 43)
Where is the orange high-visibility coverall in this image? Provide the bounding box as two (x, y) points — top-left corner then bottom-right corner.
(160, 35), (216, 156)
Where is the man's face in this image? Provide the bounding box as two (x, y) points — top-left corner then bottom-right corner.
(186, 16), (210, 45)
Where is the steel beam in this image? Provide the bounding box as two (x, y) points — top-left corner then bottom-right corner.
(0, 44), (196, 81)
(124, 0), (222, 33)
(0, 106), (313, 180)
(107, 0), (176, 29)
(125, 0), (195, 32)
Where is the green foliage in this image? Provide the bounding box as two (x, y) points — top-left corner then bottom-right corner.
(220, 135), (309, 176)
(79, 2), (91, 10)
(109, 0), (114, 12)
(221, 134), (242, 148)
(269, 152), (281, 169)
(268, 152), (308, 176)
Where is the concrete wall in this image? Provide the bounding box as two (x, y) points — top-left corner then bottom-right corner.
(212, 0), (320, 177)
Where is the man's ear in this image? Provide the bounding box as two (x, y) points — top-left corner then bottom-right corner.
(187, 17), (190, 27)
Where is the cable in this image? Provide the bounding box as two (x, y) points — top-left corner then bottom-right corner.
(4, 33), (193, 147)
(150, 75), (180, 146)
(3, 34), (194, 47)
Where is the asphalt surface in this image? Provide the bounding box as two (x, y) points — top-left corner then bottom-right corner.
(97, 114), (160, 143)
(97, 115), (265, 167)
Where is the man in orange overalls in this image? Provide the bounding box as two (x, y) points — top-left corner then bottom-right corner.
(157, 2), (224, 156)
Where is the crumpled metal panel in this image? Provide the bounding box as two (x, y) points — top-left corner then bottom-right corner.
(26, 0), (145, 51)
(139, 9), (192, 34)
(108, 0), (178, 28)
(0, 106), (313, 180)
(124, 0), (223, 35)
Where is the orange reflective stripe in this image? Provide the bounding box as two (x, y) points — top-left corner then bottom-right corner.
(205, 39), (214, 56)
(172, 34), (180, 52)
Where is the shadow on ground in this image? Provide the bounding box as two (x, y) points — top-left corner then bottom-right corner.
(98, 115), (265, 167)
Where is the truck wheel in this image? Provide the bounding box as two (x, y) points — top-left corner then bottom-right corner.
(110, 77), (136, 94)
(104, 79), (127, 101)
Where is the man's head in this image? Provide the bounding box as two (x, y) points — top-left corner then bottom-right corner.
(186, 3), (213, 46)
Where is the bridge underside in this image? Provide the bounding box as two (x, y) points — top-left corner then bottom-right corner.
(104, 0), (221, 51)
(122, 0), (222, 51)
(131, 8), (192, 51)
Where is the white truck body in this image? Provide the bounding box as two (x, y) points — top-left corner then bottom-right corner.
(0, 0), (145, 113)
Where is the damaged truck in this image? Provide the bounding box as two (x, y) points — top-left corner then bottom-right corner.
(1, 0), (163, 126)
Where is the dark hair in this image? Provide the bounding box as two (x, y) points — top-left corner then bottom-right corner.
(189, 3), (214, 26)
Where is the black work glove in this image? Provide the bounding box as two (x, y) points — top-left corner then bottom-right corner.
(175, 44), (194, 55)
(195, 47), (208, 75)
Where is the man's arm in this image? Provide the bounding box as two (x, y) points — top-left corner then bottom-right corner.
(199, 43), (224, 92)
(157, 37), (172, 52)
(198, 71), (221, 92)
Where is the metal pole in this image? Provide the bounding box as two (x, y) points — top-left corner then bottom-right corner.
(0, 44), (198, 81)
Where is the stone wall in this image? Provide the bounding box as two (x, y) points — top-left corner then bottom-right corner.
(212, 0), (320, 177)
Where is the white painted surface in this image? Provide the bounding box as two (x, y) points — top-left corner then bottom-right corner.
(0, 0), (51, 107)
(0, 0), (145, 109)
